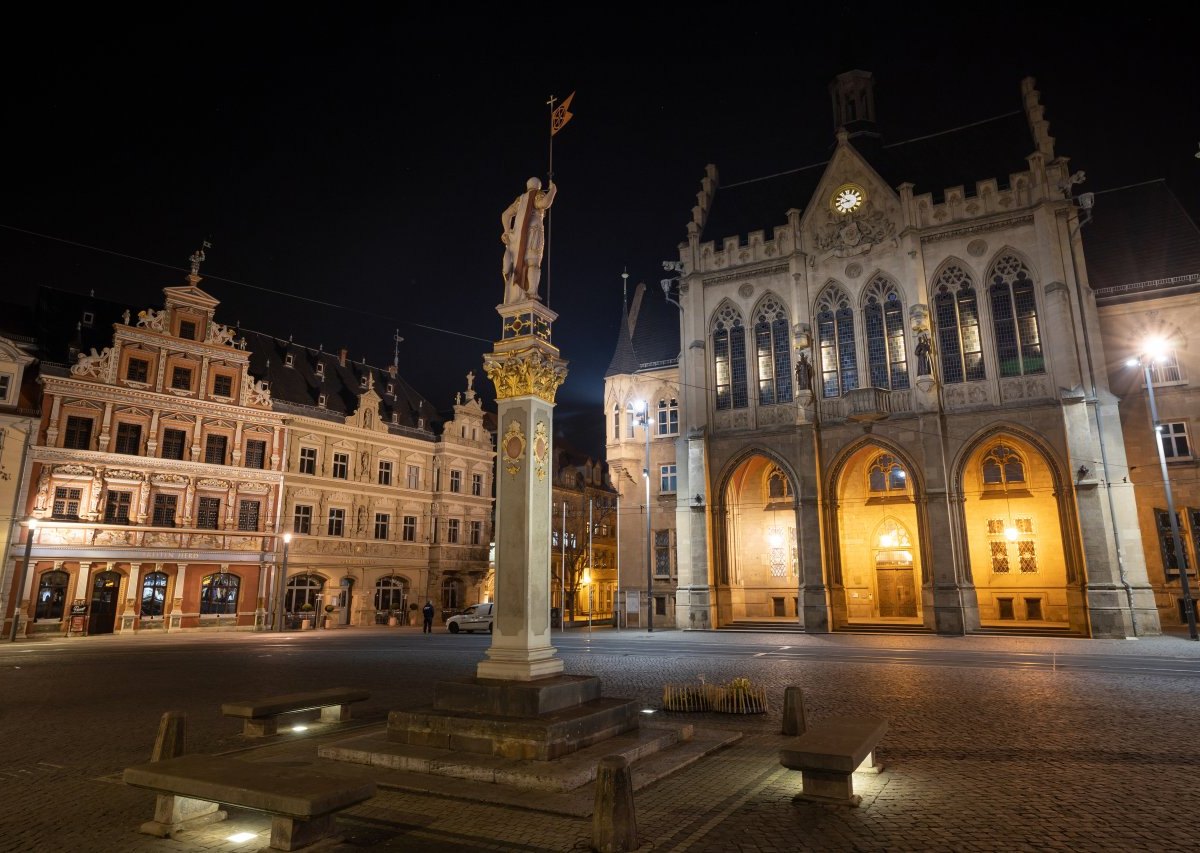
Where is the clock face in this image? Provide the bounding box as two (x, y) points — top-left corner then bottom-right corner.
(832, 184), (865, 214)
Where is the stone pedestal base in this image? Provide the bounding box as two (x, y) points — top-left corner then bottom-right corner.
(388, 675), (637, 761)
(140, 795), (226, 837)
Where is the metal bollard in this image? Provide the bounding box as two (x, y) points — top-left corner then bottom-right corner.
(592, 755), (638, 852)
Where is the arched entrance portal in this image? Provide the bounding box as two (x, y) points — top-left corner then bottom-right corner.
(716, 455), (800, 623)
(88, 571), (121, 635)
(835, 447), (925, 625)
(961, 438), (1071, 628)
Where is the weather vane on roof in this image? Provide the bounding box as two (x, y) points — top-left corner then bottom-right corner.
(189, 239), (213, 277)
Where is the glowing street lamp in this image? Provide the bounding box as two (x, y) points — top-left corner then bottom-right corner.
(275, 532), (292, 633)
(1126, 340), (1196, 640)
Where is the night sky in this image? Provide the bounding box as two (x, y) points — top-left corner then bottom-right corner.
(4, 11), (1197, 456)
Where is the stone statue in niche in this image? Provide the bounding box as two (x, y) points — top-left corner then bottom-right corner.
(795, 351), (813, 392)
(915, 330), (933, 376)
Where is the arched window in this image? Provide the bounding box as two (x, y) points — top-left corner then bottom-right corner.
(868, 454), (908, 493)
(199, 572), (240, 615)
(933, 264), (985, 384)
(712, 303), (748, 410)
(753, 296), (793, 406)
(989, 253), (1044, 377)
(34, 570), (70, 621)
(816, 285), (858, 398)
(982, 444), (1026, 486)
(611, 405), (621, 440)
(375, 575), (408, 613)
(140, 571), (168, 617)
(286, 573), (324, 613)
(862, 277), (909, 390)
(765, 466), (792, 502)
(442, 576), (463, 611)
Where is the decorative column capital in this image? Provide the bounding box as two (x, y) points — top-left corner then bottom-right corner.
(484, 348), (568, 404)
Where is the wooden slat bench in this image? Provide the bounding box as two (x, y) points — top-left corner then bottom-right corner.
(123, 754), (375, 851)
(779, 715), (887, 806)
(222, 687), (370, 737)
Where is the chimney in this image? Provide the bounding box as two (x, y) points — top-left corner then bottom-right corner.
(338, 348), (348, 367)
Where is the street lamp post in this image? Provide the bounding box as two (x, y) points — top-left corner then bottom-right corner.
(275, 532), (292, 633)
(634, 400), (653, 632)
(9, 517), (37, 642)
(1128, 345), (1197, 640)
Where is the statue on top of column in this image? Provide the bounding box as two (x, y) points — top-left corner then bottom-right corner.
(501, 177), (557, 304)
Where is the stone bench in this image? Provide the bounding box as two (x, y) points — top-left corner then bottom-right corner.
(779, 715), (887, 806)
(222, 687), (370, 737)
(123, 753), (375, 851)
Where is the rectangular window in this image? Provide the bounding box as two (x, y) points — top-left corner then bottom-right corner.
(327, 508), (345, 537)
(125, 358), (149, 383)
(1018, 541), (1037, 573)
(64, 416), (93, 450)
(299, 447), (317, 475)
(406, 464), (421, 489)
(446, 518), (460, 544)
(990, 541), (1010, 573)
(654, 529), (673, 576)
(52, 487), (82, 520)
(657, 399), (679, 435)
(660, 464), (677, 494)
(0, 373), (11, 402)
(1159, 422), (1191, 459)
(378, 460), (393, 486)
(237, 500), (260, 531)
(450, 470), (462, 493)
(114, 422), (142, 455)
(244, 439), (267, 469)
(178, 320), (197, 340)
(152, 493), (177, 527)
(1148, 349), (1183, 384)
(212, 374), (233, 397)
(1157, 509), (1191, 577)
(204, 434), (228, 465)
(332, 452), (349, 479)
(171, 366), (193, 390)
(469, 520), (482, 545)
(1025, 598), (1043, 620)
(655, 596), (668, 616)
(293, 504), (312, 535)
(161, 428), (187, 460)
(997, 597), (1015, 620)
(403, 516), (417, 541)
(472, 473), (483, 496)
(196, 497), (221, 530)
(103, 490), (132, 524)
(374, 513), (390, 540)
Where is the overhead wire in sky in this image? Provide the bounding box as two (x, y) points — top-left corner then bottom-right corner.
(0, 223), (493, 343)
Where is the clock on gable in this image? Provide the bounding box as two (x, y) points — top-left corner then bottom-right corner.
(831, 183), (866, 215)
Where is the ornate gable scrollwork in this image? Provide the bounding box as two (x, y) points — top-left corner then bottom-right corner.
(197, 478), (231, 489)
(103, 469), (143, 482)
(242, 373), (271, 407)
(815, 203), (897, 258)
(54, 464), (94, 477)
(205, 322), (236, 346)
(151, 473), (189, 486)
(71, 347), (115, 379)
(136, 308), (167, 332)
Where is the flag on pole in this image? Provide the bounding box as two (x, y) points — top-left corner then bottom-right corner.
(551, 91), (575, 136)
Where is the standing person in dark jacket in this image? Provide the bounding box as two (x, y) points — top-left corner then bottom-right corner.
(422, 600), (435, 634)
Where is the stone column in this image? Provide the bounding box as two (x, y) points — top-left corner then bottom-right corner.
(74, 562), (93, 603)
(122, 562), (142, 632)
(477, 298), (567, 682)
(170, 564), (187, 630)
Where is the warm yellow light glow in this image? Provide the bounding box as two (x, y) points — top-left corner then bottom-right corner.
(1005, 526), (1019, 542)
(879, 533), (897, 548)
(283, 532), (292, 544)
(582, 569), (591, 585)
(291, 725), (308, 732)
(1144, 337), (1169, 362)
(25, 517), (38, 530)
(227, 833), (257, 844)
(767, 532), (784, 548)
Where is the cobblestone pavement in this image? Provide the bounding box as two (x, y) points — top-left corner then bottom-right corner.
(2, 627), (1199, 852)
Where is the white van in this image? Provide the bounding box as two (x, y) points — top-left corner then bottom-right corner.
(446, 602), (494, 634)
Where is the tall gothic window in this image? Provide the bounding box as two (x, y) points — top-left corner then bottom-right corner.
(989, 253), (1044, 377)
(862, 277), (909, 390)
(933, 264), (985, 384)
(868, 454), (908, 493)
(753, 295), (793, 406)
(816, 285), (857, 398)
(712, 303), (748, 410)
(982, 444), (1026, 486)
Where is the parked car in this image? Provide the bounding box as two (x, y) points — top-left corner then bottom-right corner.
(446, 602), (494, 634)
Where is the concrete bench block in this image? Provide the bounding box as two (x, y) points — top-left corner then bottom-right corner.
(221, 688), (369, 737)
(779, 715), (887, 807)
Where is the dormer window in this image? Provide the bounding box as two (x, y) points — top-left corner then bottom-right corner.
(315, 363), (325, 379)
(387, 383), (394, 395)
(318, 394), (327, 408)
(285, 354), (294, 367)
(418, 418), (425, 430)
(81, 311), (94, 327)
(179, 320), (197, 341)
(391, 413), (399, 425)
(360, 376), (368, 389)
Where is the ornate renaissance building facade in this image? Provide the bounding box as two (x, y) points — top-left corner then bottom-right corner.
(607, 71), (1199, 637)
(2, 267), (493, 638)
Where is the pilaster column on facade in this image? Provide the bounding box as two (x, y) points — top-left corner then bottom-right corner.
(136, 478), (151, 524)
(169, 564), (187, 630)
(925, 490), (981, 635)
(98, 402), (114, 452)
(147, 410), (161, 456)
(270, 427), (281, 470)
(190, 418), (203, 462)
(232, 420), (244, 465)
(74, 562), (93, 602)
(121, 562), (142, 632)
(798, 493), (831, 632)
(223, 485), (237, 530)
(675, 433), (714, 629)
(198, 358), (211, 407)
(46, 395), (62, 445)
(477, 297), (567, 682)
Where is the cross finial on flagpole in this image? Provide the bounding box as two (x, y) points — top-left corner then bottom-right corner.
(547, 94), (558, 110)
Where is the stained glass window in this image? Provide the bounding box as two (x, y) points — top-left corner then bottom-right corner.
(862, 277), (908, 390)
(753, 296), (793, 405)
(713, 303), (748, 410)
(933, 264), (985, 384)
(816, 285), (857, 398)
(989, 253), (1044, 377)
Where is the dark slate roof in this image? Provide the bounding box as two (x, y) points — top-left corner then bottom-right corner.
(629, 284), (680, 369)
(1082, 180), (1200, 291)
(701, 109), (1032, 246)
(604, 299), (640, 377)
(33, 287), (134, 363)
(240, 330), (444, 434)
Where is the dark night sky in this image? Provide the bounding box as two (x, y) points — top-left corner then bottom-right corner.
(3, 10), (1197, 456)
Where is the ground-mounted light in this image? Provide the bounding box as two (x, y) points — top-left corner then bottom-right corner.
(226, 832), (257, 843)
(641, 708), (656, 715)
(291, 724), (308, 732)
